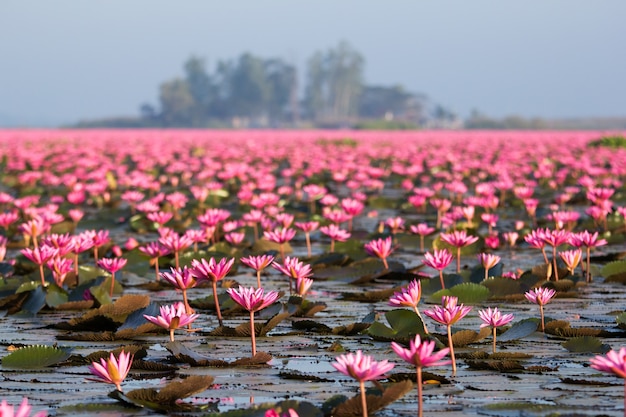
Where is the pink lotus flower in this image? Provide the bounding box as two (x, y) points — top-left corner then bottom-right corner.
(424, 296), (472, 374)
(227, 286), (280, 356)
(590, 347), (626, 413)
(559, 249), (582, 276)
(295, 276), (314, 298)
(319, 224), (351, 253)
(138, 241), (170, 282)
(241, 254), (276, 288)
(542, 228), (571, 281)
(89, 229), (111, 263)
(272, 256), (313, 294)
(18, 218), (47, 248)
(159, 232), (193, 269)
(146, 210), (173, 226)
(265, 409), (299, 417)
(21, 245), (58, 286)
(409, 223), (435, 252)
(88, 351), (133, 392)
(46, 256), (74, 287)
(478, 307), (514, 353)
(191, 257), (234, 326)
(225, 231), (245, 246)
(143, 302), (199, 341)
(478, 253), (501, 281)
(294, 221), (319, 257)
(439, 230), (479, 273)
(385, 216), (405, 235)
(0, 398), (47, 417)
(364, 236), (394, 270)
(389, 279), (428, 334)
(391, 335), (451, 417)
(97, 257), (128, 297)
(0, 211), (20, 230)
(569, 230), (608, 282)
(264, 227), (296, 260)
(423, 248), (453, 289)
(332, 350), (395, 417)
(525, 287), (556, 332)
(502, 231), (519, 247)
(160, 266), (197, 317)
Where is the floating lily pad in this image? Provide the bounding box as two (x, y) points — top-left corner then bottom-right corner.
(498, 319), (539, 342)
(481, 277), (522, 297)
(165, 341), (229, 367)
(601, 260), (626, 278)
(2, 345), (71, 368)
(341, 286), (404, 302)
(331, 380), (412, 417)
(451, 327), (490, 347)
(111, 375), (215, 411)
(562, 336), (611, 353)
(430, 282), (490, 304)
(617, 312), (626, 329)
(465, 359), (524, 372)
(366, 309), (426, 343)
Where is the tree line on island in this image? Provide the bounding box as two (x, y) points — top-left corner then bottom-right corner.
(72, 41), (626, 131)
(75, 42), (459, 130)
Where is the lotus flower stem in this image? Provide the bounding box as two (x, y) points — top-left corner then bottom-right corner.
(417, 367), (424, 417)
(552, 246), (559, 281)
(39, 264), (45, 286)
(539, 304), (545, 332)
(305, 232), (312, 258)
(586, 246), (591, 282)
(249, 310), (257, 356)
(359, 381), (367, 417)
(447, 324), (457, 375)
(213, 281), (223, 327)
(492, 327), (497, 354)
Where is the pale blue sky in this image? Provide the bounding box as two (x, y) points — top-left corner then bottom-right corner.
(1, 0), (625, 126)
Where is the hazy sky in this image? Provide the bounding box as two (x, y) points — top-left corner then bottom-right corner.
(1, 0), (625, 126)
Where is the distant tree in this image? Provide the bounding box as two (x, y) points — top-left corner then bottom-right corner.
(158, 78), (195, 127)
(358, 85), (423, 120)
(264, 58), (297, 123)
(304, 41), (364, 125)
(183, 56), (215, 126)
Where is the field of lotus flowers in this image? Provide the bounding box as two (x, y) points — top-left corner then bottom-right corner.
(0, 129), (625, 417)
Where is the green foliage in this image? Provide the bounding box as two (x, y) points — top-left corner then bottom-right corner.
(354, 119), (418, 130)
(2, 345), (71, 368)
(430, 282), (490, 304)
(562, 336), (611, 353)
(600, 260), (626, 278)
(498, 319), (539, 342)
(587, 135), (626, 149)
(366, 309), (426, 343)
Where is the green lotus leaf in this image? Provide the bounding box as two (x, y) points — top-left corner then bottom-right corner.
(481, 277), (523, 297)
(616, 312), (626, 329)
(430, 282), (490, 304)
(334, 239), (367, 260)
(45, 284), (69, 308)
(2, 345), (71, 368)
(562, 336), (611, 353)
(203, 400), (322, 417)
(366, 309), (426, 343)
(15, 280), (40, 294)
(601, 260), (626, 278)
(498, 318), (539, 342)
